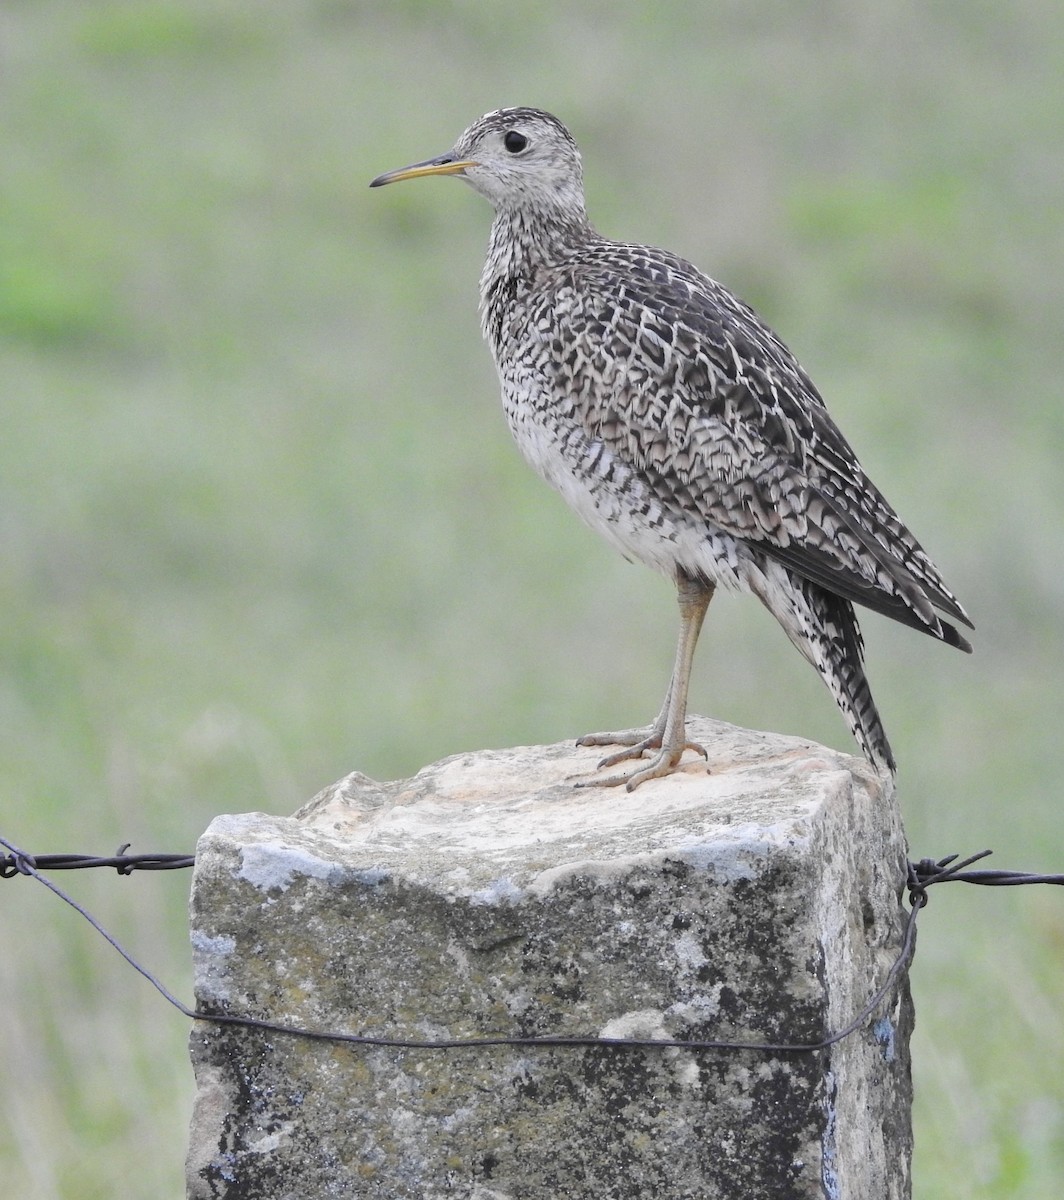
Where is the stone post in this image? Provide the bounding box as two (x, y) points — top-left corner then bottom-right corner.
(186, 717), (912, 1199)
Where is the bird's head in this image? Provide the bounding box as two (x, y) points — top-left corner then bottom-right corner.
(370, 107), (587, 220)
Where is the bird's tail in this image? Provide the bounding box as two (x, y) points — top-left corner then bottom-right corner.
(753, 566), (896, 775)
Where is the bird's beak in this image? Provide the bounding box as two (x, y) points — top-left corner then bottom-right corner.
(369, 152), (478, 188)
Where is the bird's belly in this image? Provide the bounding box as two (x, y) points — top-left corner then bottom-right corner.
(501, 387), (746, 590)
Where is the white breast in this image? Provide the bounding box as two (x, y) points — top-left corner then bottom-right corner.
(500, 370), (748, 592)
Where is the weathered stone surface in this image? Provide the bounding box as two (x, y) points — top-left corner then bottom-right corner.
(186, 717), (912, 1199)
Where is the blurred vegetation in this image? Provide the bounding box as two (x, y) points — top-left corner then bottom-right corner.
(1, 1), (1061, 1196)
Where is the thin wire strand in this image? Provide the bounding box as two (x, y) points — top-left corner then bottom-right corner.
(2, 833), (1060, 1056)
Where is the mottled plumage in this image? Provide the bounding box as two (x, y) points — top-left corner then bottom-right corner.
(371, 107), (972, 788)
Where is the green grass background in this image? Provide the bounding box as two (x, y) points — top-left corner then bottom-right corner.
(1, 2), (1062, 1195)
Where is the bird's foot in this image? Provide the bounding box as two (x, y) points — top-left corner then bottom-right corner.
(574, 728), (708, 792)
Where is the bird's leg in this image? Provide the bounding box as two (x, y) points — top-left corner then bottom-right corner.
(577, 573), (715, 790)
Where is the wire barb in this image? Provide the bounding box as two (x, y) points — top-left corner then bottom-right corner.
(2, 832), (1061, 1056)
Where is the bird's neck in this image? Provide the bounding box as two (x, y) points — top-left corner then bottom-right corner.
(481, 202), (594, 293)
(478, 201), (595, 355)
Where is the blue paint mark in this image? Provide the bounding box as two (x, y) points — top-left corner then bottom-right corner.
(352, 867), (390, 886)
(822, 1071), (840, 1200)
(470, 876), (523, 906)
(874, 1017), (896, 1063)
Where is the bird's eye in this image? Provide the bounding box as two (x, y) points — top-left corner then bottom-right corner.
(503, 130), (529, 154)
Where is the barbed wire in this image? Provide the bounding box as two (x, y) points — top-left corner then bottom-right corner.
(4, 842), (1062, 891)
(0, 845), (194, 878)
(1, 833), (1061, 1056)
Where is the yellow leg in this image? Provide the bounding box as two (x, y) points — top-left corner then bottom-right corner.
(577, 572), (715, 791)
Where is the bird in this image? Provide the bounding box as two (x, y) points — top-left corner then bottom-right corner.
(370, 107), (972, 791)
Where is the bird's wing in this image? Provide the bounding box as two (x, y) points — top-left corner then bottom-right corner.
(555, 243), (972, 645)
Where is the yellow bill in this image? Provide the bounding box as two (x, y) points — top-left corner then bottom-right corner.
(369, 154), (478, 188)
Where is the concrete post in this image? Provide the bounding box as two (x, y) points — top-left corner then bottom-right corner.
(186, 717), (912, 1199)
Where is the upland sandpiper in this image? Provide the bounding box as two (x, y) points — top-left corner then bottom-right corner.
(371, 107), (972, 790)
